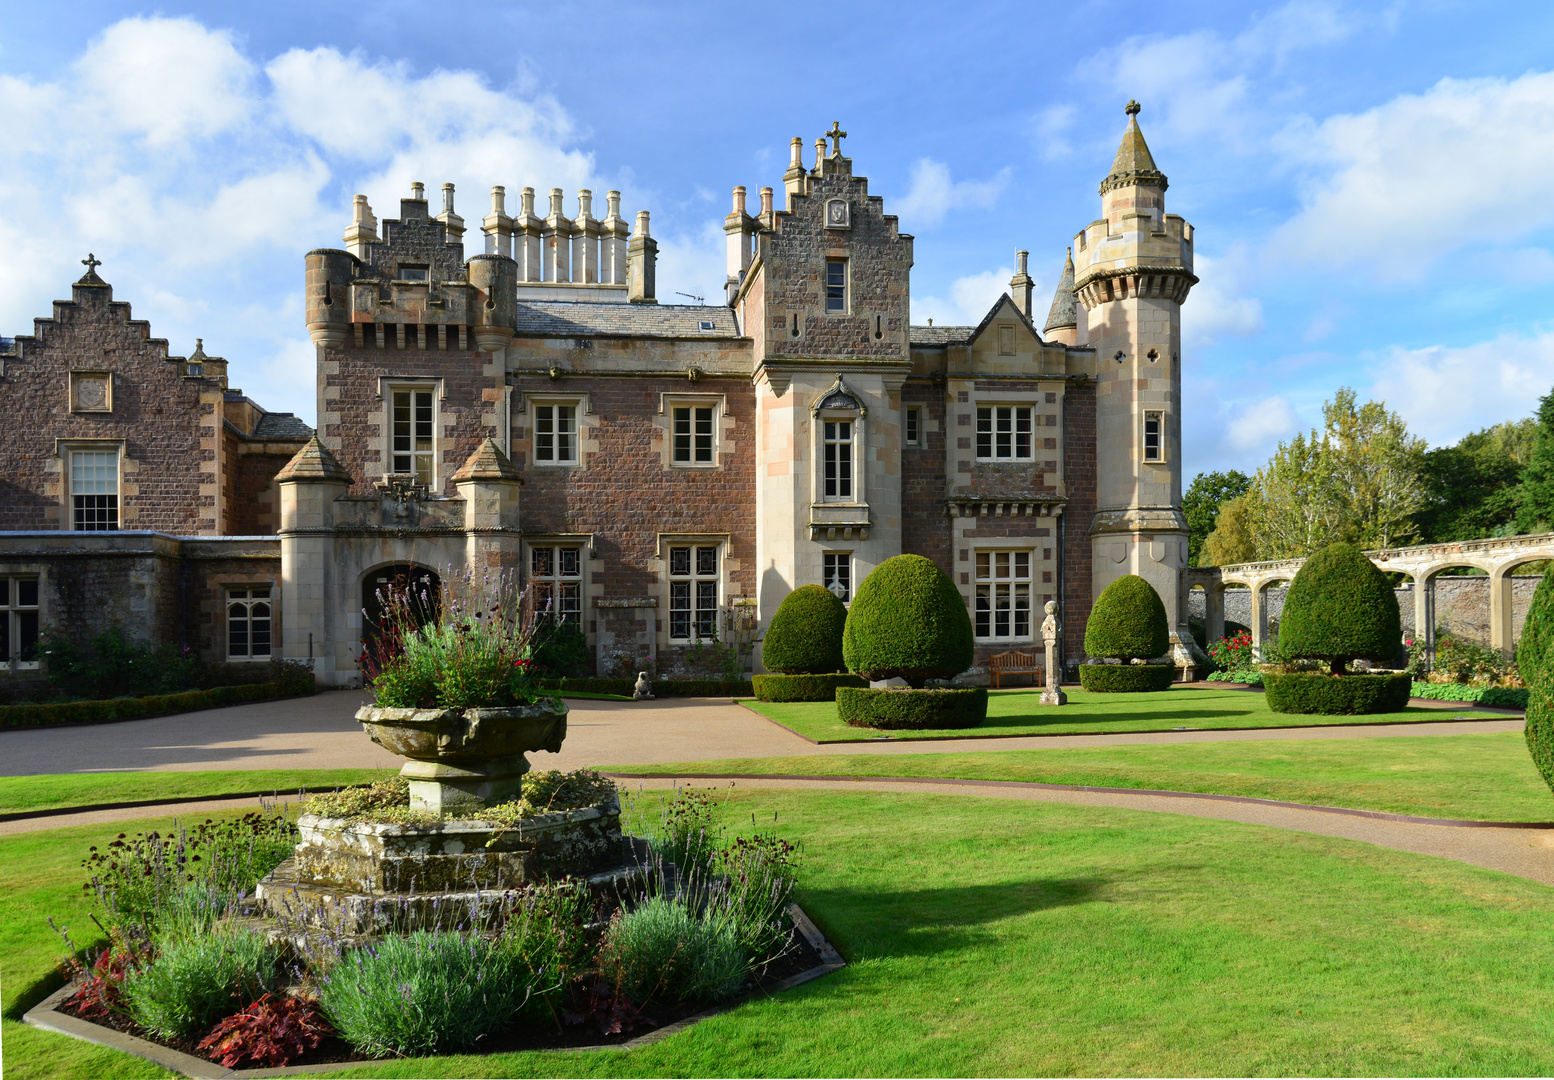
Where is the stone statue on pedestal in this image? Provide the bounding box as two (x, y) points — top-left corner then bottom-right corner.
(1040, 600), (1067, 706)
(633, 671), (655, 700)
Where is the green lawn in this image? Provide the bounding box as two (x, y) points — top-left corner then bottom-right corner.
(0, 768), (396, 817)
(608, 730), (1554, 822)
(10, 792), (1554, 1076)
(745, 685), (1506, 742)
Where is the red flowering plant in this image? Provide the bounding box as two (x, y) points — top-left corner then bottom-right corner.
(362, 565), (556, 709)
(1206, 631), (1261, 681)
(197, 993), (333, 1068)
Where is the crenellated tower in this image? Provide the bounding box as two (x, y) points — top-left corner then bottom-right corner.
(1072, 101), (1200, 672)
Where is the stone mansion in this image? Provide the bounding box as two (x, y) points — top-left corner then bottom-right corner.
(0, 105), (1198, 688)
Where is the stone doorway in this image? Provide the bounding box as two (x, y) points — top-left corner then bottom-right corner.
(360, 565), (441, 671)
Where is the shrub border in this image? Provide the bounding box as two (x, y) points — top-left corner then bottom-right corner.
(752, 673), (868, 702)
(539, 677), (754, 698)
(0, 680), (317, 730)
(1265, 671), (1413, 715)
(1410, 681), (1529, 709)
(836, 687), (988, 730)
(1077, 664), (1176, 693)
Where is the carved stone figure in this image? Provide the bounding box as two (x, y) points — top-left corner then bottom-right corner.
(1040, 600), (1067, 706)
(633, 671), (655, 700)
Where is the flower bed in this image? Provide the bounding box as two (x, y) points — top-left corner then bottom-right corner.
(40, 784), (822, 1070)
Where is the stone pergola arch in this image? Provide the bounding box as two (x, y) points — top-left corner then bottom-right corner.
(1187, 533), (1554, 658)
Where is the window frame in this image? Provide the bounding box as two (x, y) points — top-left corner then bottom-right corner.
(1142, 410), (1164, 462)
(0, 574), (41, 670)
(62, 442), (121, 532)
(975, 404), (1036, 462)
(822, 552), (852, 603)
(824, 258), (848, 315)
(973, 549), (1034, 642)
(666, 542), (721, 642)
(528, 543), (584, 629)
(904, 407), (920, 447)
(820, 414), (856, 502)
(226, 585), (274, 662)
(388, 384), (438, 488)
(531, 399), (581, 467)
(672, 404), (716, 466)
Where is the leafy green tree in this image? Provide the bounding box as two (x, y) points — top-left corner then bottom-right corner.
(1416, 419), (1536, 542)
(1183, 470), (1251, 565)
(1202, 491), (1261, 566)
(1517, 387), (1554, 535)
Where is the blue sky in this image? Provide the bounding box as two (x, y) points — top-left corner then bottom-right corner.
(3, 1), (1553, 480)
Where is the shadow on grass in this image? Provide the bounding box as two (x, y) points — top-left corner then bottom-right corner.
(802, 877), (1108, 958)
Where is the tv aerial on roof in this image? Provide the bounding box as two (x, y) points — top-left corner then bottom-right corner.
(674, 291), (705, 305)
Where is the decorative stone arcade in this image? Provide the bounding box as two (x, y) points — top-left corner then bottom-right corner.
(276, 435), (523, 685)
(1188, 532), (1554, 658)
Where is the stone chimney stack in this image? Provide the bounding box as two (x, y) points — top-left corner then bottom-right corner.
(482, 186), (514, 259)
(437, 183), (465, 244)
(759, 186), (774, 229)
(1009, 250), (1034, 319)
(514, 187), (541, 282)
(410, 181), (425, 201)
(783, 137), (806, 203)
(813, 137), (827, 177)
(344, 195), (377, 261)
(600, 190), (629, 285)
(572, 189), (600, 284)
(544, 188), (572, 282)
(724, 186), (756, 304)
(628, 210), (657, 304)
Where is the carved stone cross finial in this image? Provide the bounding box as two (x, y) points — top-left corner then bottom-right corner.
(826, 121), (847, 157)
(82, 253), (102, 272)
(1125, 99), (1141, 117)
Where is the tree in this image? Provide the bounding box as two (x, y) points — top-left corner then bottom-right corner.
(1202, 491), (1260, 566)
(1183, 470), (1251, 565)
(1416, 419), (1535, 542)
(1278, 542), (1402, 676)
(1517, 386), (1554, 535)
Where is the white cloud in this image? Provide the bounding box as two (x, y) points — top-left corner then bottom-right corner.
(911, 269), (1017, 327)
(1364, 330), (1554, 447)
(893, 160), (1010, 229)
(1183, 253), (1263, 350)
(1269, 71), (1554, 278)
(1032, 104), (1075, 160)
(1226, 396), (1299, 456)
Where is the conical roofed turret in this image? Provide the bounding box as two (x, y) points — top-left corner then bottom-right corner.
(1100, 100), (1167, 195)
(1044, 248), (1077, 335)
(451, 438), (522, 483)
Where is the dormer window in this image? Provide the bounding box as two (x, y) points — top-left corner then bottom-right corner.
(398, 264), (429, 282)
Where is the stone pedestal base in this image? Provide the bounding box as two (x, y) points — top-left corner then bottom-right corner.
(400, 755), (530, 813)
(1040, 688), (1068, 706)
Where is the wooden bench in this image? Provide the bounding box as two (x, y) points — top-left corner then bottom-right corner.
(990, 650), (1041, 689)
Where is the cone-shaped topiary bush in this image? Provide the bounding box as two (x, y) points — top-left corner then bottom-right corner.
(761, 585), (848, 674)
(842, 555), (973, 687)
(1278, 542), (1400, 676)
(1519, 563), (1554, 794)
(1083, 575), (1169, 663)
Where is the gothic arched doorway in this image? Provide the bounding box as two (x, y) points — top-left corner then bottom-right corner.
(360, 564), (440, 674)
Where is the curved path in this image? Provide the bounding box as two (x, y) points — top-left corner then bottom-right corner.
(0, 690), (1524, 776)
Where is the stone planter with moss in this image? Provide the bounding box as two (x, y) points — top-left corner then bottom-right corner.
(838, 554), (985, 729)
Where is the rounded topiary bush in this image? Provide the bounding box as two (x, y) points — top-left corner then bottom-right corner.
(1518, 563), (1554, 793)
(752, 672), (867, 702)
(837, 687), (987, 730)
(1263, 671), (1412, 715)
(1278, 542), (1401, 676)
(762, 585), (848, 675)
(1083, 575), (1169, 664)
(842, 555), (973, 687)
(1077, 663), (1175, 693)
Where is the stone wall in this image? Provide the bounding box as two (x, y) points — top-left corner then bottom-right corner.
(1061, 379), (1098, 663)
(900, 379), (950, 573)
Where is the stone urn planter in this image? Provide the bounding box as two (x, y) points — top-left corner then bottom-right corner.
(355, 698), (567, 813)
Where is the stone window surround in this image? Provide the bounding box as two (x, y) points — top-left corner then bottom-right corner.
(373, 376), (446, 492)
(904, 406), (921, 446)
(823, 252), (850, 316)
(655, 392), (732, 470)
(821, 549), (853, 603)
(515, 391), (595, 471)
(972, 546), (1036, 643)
(55, 438), (125, 532)
(0, 566), (44, 672)
(1142, 408), (1168, 463)
(224, 580), (277, 663)
(969, 386), (1062, 467)
(654, 532), (731, 647)
(524, 538), (587, 629)
(974, 402), (1038, 462)
(69, 370), (113, 413)
(814, 407), (865, 505)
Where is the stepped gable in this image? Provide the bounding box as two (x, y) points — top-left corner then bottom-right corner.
(1044, 249), (1077, 335)
(12, 257), (172, 362)
(357, 193), (468, 283)
(276, 435), (352, 483)
(512, 301), (740, 340)
(451, 437), (522, 483)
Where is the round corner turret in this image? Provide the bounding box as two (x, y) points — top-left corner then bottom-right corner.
(306, 249), (356, 348)
(467, 254), (517, 352)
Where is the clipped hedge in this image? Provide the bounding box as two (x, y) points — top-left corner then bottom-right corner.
(1077, 663), (1176, 693)
(752, 673), (867, 702)
(843, 555), (974, 685)
(1519, 563), (1554, 792)
(0, 678), (315, 729)
(1410, 682), (1529, 709)
(762, 585), (848, 674)
(1264, 671), (1412, 715)
(1279, 542), (1401, 673)
(539, 677), (754, 698)
(1084, 575), (1169, 663)
(836, 687), (988, 730)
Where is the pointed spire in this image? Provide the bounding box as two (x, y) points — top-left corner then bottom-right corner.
(451, 437), (522, 483)
(1100, 100), (1167, 195)
(1044, 249), (1077, 334)
(275, 435), (352, 483)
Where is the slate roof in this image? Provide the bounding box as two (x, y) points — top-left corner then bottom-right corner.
(1044, 249), (1077, 333)
(1100, 111), (1167, 193)
(253, 412), (314, 439)
(909, 325), (975, 347)
(512, 301), (742, 340)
